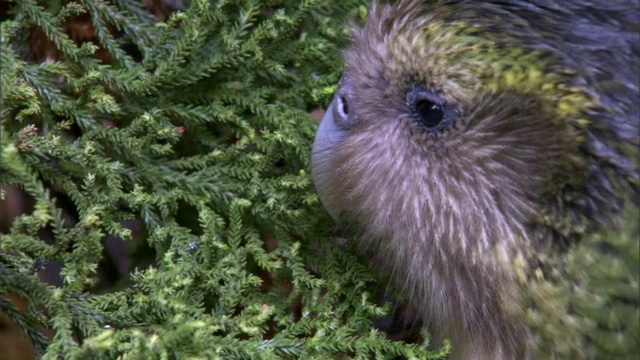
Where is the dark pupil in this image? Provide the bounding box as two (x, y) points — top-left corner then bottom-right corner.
(416, 100), (444, 128)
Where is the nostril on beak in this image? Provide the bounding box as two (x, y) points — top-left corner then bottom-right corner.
(337, 95), (349, 118)
(331, 78), (356, 129)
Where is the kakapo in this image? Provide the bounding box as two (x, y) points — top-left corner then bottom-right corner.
(312, 1), (639, 359)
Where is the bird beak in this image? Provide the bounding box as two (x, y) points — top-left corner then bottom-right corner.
(312, 100), (346, 220)
(313, 101), (342, 162)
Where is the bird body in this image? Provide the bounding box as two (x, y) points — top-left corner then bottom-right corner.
(312, 1), (639, 359)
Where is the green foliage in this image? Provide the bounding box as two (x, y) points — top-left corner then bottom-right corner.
(0, 0), (443, 358)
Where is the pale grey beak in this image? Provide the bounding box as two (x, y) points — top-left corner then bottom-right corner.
(311, 100), (346, 220)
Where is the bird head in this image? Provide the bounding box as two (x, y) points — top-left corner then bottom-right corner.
(311, 1), (607, 264)
(311, 2), (639, 358)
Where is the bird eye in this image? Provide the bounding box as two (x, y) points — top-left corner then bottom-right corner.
(415, 100), (444, 128)
(407, 86), (452, 132)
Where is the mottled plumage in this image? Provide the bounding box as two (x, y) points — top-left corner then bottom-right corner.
(312, 1), (639, 359)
